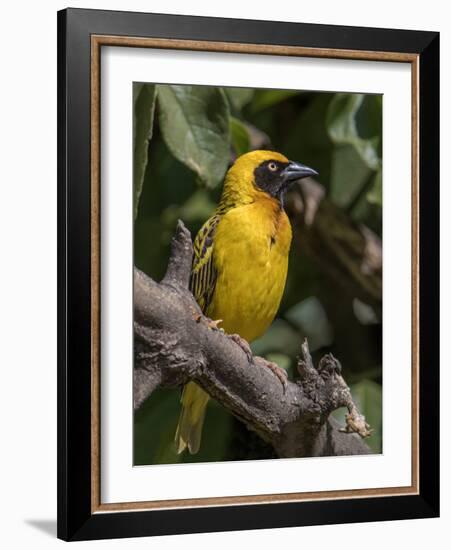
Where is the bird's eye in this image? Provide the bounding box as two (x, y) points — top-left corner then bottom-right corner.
(268, 162), (278, 172)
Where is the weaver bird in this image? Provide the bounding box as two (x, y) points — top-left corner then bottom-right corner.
(175, 150), (318, 454)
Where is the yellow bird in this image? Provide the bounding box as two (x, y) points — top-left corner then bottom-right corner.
(175, 150), (318, 454)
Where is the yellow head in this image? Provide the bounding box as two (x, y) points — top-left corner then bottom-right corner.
(220, 150), (318, 208)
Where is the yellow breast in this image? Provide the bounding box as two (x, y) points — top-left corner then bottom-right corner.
(207, 198), (292, 342)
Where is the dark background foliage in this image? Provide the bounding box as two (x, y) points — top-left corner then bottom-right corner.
(133, 83), (383, 465)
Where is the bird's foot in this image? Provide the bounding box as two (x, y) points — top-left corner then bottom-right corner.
(229, 333), (253, 364)
(254, 356), (288, 393)
(193, 313), (223, 331)
(206, 317), (223, 330)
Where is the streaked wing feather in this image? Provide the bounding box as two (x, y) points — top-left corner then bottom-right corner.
(190, 215), (220, 313)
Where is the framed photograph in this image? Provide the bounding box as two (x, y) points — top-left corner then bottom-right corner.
(57, 8), (439, 541)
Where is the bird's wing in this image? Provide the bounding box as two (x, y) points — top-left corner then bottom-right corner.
(190, 214), (221, 313)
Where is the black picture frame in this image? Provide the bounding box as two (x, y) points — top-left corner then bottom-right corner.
(57, 7), (439, 541)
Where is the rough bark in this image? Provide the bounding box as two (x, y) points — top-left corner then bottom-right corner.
(134, 221), (372, 458)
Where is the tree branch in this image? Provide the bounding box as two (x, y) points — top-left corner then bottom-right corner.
(134, 221), (372, 458)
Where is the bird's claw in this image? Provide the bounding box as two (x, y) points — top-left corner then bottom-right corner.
(206, 318), (223, 330)
(254, 357), (288, 393)
(229, 333), (253, 364)
(193, 313), (223, 331)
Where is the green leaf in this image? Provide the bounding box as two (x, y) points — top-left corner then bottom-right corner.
(251, 319), (300, 358)
(357, 94), (383, 149)
(277, 94), (335, 190)
(133, 82), (143, 104)
(134, 386), (233, 465)
(229, 117), (250, 156)
(224, 87), (254, 111)
(134, 387), (181, 465)
(157, 85), (230, 188)
(179, 400), (233, 464)
(352, 298), (379, 325)
(133, 83), (156, 220)
(265, 353), (293, 377)
(329, 144), (372, 208)
(367, 169), (382, 206)
(161, 189), (216, 226)
(326, 93), (381, 171)
(250, 89), (301, 113)
(284, 297), (333, 351)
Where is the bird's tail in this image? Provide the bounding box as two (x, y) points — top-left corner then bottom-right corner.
(175, 382), (210, 455)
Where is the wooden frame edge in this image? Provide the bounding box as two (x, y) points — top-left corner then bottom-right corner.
(92, 34), (418, 62)
(90, 34), (420, 515)
(411, 54), (420, 499)
(91, 35), (101, 513)
(93, 488), (420, 515)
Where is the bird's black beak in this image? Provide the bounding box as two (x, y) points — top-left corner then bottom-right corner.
(282, 161), (318, 183)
